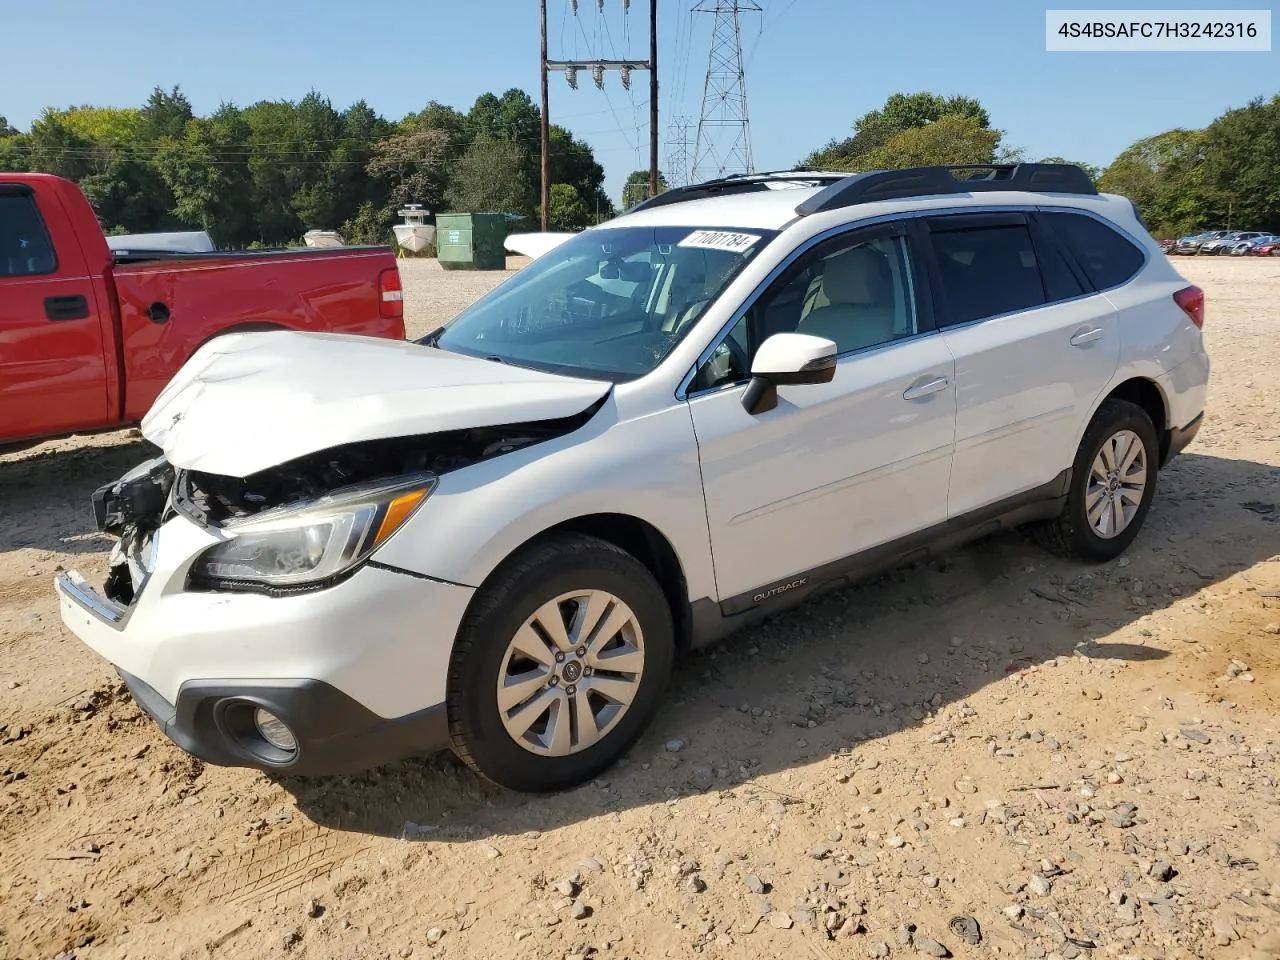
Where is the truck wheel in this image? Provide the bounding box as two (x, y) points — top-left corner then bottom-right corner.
(1031, 399), (1159, 562)
(446, 533), (674, 792)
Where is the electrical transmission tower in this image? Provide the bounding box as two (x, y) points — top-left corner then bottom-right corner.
(691, 0), (759, 182)
(666, 116), (694, 187)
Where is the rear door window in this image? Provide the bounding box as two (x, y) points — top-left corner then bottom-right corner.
(0, 191), (57, 277)
(926, 219), (1047, 326)
(1041, 211), (1145, 291)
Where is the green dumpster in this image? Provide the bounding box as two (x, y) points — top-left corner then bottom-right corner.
(435, 213), (509, 270)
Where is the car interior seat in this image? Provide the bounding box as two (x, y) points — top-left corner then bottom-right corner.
(795, 245), (897, 352)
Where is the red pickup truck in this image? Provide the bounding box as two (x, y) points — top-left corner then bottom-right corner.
(1, 173), (406, 449)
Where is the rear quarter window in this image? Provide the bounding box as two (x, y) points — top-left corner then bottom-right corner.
(1043, 211), (1145, 291)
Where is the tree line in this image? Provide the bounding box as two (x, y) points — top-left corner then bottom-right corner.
(0, 86), (614, 247)
(3, 87), (1277, 244)
(798, 90), (1280, 237)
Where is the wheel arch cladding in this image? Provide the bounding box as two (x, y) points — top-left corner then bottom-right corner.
(1102, 377), (1170, 462)
(475, 513), (694, 652)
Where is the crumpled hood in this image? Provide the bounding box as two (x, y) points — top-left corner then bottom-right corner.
(142, 330), (611, 476)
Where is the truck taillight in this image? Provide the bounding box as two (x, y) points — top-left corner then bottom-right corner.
(379, 267), (404, 320)
(1173, 285), (1204, 329)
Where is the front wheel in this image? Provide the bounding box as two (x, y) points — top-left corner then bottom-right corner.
(446, 533), (674, 792)
(1031, 399), (1159, 562)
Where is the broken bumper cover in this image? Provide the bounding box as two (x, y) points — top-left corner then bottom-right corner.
(54, 512), (474, 775)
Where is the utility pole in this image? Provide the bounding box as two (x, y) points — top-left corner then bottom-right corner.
(542, 1), (660, 212)
(692, 0), (760, 182)
(540, 0), (550, 231)
(649, 0), (659, 199)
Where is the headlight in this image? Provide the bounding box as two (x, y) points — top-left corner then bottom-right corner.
(190, 473), (436, 590)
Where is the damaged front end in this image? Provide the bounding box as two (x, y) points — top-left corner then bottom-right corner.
(92, 456), (174, 606)
(93, 400), (603, 606)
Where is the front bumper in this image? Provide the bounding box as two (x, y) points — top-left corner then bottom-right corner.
(114, 669), (449, 775)
(55, 511), (474, 774)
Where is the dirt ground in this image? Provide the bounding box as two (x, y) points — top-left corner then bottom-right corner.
(2, 256), (1278, 960)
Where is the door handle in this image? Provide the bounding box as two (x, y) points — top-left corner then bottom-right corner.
(1070, 327), (1104, 347)
(45, 295), (89, 321)
(903, 375), (949, 401)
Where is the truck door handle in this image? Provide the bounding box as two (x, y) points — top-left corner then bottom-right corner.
(903, 375), (949, 401)
(1070, 327), (1104, 347)
(45, 295), (89, 321)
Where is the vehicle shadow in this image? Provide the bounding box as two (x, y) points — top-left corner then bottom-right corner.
(261, 449), (1280, 838)
(0, 435), (157, 554)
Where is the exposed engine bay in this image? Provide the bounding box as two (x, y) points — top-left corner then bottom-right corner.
(94, 401), (604, 605)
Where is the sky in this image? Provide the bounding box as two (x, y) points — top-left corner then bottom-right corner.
(3, 0), (1276, 207)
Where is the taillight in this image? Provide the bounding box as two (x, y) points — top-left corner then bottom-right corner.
(1173, 285), (1204, 329)
(379, 267), (404, 320)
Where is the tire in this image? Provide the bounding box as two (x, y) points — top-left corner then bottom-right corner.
(1030, 399), (1159, 562)
(446, 533), (675, 792)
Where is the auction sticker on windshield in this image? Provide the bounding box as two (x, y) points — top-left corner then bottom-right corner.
(678, 230), (761, 253)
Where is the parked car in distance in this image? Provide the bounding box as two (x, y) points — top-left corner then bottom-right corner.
(1200, 231), (1265, 255)
(1172, 230), (1228, 255)
(1, 173), (406, 450)
(1252, 238), (1280, 256)
(56, 163), (1209, 793)
(1229, 233), (1279, 255)
(1158, 238), (1176, 254)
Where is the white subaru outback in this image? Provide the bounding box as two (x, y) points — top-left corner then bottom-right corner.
(56, 164), (1210, 793)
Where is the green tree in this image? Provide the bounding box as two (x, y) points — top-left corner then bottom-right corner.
(0, 114), (17, 137)
(445, 134), (528, 213)
(861, 114), (1001, 169)
(401, 101), (469, 156)
(622, 169), (670, 208)
(1199, 95), (1280, 233)
(154, 106), (256, 243)
(341, 200), (396, 246)
(802, 91), (994, 171)
(547, 183), (588, 230)
(26, 109), (96, 181)
(0, 132), (30, 171)
(138, 86), (194, 142)
(549, 126), (608, 217)
(60, 106), (141, 146)
(367, 128), (451, 210)
(467, 89), (539, 148)
(1098, 129), (1208, 236)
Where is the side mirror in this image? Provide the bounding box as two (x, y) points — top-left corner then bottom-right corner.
(742, 332), (837, 414)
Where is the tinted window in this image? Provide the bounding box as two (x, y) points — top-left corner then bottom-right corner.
(0, 193), (57, 278)
(929, 223), (1046, 326)
(1045, 212), (1144, 290)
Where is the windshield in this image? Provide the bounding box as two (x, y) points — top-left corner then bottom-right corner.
(427, 225), (777, 382)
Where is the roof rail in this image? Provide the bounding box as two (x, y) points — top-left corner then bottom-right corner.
(628, 170), (849, 214)
(795, 163), (1098, 216)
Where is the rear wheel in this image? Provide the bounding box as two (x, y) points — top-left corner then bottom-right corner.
(446, 533), (674, 792)
(1031, 399), (1159, 562)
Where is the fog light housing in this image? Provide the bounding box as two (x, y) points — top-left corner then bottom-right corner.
(253, 708), (298, 752)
